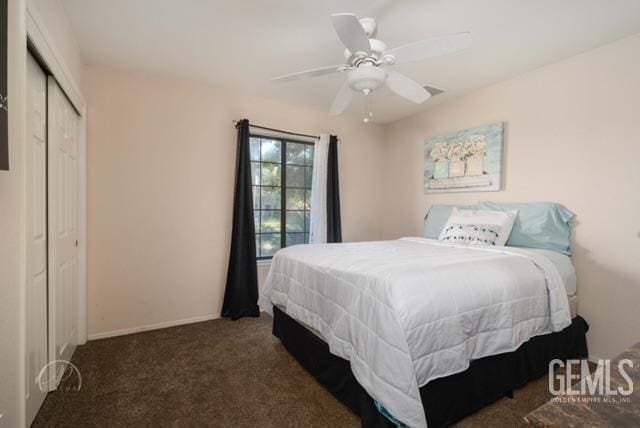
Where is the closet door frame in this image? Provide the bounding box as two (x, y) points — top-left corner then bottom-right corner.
(26, 2), (87, 345)
(19, 3), (88, 425)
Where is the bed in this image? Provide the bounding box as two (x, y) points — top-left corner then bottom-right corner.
(260, 236), (588, 427)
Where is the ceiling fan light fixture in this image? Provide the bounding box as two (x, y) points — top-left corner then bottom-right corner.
(347, 65), (387, 93)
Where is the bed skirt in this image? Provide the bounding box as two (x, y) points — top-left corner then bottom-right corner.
(272, 306), (589, 428)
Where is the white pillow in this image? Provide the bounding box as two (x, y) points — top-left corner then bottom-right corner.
(438, 208), (518, 246)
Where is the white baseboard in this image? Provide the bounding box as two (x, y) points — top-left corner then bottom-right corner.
(88, 314), (220, 340)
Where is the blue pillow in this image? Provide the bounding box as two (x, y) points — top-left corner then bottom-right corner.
(423, 204), (477, 239)
(477, 202), (574, 255)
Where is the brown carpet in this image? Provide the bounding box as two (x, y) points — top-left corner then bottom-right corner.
(33, 314), (560, 427)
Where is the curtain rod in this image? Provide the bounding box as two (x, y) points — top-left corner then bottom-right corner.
(233, 120), (319, 140)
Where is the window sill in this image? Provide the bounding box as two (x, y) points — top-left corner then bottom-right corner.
(257, 259), (272, 267)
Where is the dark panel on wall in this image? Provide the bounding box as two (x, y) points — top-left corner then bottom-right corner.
(0, 0), (8, 170)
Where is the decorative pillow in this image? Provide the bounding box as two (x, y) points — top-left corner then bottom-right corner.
(440, 223), (503, 246)
(438, 208), (518, 246)
(423, 204), (477, 239)
(477, 202), (574, 255)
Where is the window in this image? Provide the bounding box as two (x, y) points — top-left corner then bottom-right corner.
(250, 135), (314, 259)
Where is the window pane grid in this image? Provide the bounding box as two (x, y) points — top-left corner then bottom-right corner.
(256, 160), (281, 165)
(250, 135), (314, 258)
(276, 186), (309, 190)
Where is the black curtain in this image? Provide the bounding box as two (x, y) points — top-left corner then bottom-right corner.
(221, 119), (260, 320)
(0, 0), (8, 170)
(326, 135), (342, 243)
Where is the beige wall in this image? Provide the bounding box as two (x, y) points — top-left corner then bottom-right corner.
(85, 66), (386, 337)
(383, 34), (640, 359)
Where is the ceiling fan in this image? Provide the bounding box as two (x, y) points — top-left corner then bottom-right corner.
(272, 13), (471, 122)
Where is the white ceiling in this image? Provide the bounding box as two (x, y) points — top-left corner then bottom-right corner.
(62, 0), (640, 124)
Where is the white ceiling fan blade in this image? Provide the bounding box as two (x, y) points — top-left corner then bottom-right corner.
(330, 13), (371, 54)
(386, 32), (471, 65)
(329, 80), (353, 116)
(271, 65), (345, 82)
(386, 71), (431, 104)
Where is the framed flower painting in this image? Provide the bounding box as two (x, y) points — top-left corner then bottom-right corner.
(424, 122), (504, 193)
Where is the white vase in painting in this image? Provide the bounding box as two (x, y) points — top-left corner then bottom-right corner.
(449, 160), (465, 177)
(465, 154), (484, 176)
(433, 160), (449, 179)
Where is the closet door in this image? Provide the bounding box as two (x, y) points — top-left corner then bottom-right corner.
(25, 53), (49, 426)
(47, 77), (80, 386)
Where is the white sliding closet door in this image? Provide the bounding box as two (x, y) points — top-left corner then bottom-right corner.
(25, 53), (49, 426)
(47, 76), (80, 385)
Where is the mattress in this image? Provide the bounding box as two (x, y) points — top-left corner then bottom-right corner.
(261, 237), (573, 427)
(273, 245), (579, 338)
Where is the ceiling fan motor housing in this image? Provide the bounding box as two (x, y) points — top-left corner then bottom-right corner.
(347, 64), (387, 92)
(344, 38), (388, 62)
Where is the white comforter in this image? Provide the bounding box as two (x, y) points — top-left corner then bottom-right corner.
(260, 238), (571, 427)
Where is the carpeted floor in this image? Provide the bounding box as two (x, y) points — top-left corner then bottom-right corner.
(33, 314), (560, 427)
